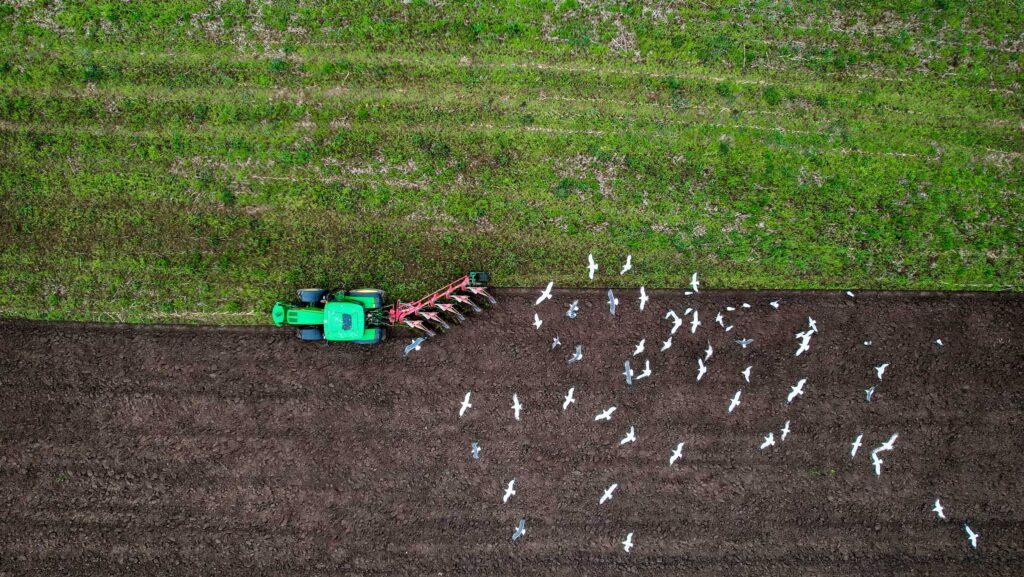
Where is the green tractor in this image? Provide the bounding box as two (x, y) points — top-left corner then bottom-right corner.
(271, 272), (493, 343)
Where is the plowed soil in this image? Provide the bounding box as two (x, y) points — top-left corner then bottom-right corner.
(2, 289), (1023, 576)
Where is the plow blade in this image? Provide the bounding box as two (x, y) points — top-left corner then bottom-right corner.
(465, 286), (496, 305)
(404, 319), (436, 337)
(418, 311), (451, 331)
(450, 294), (483, 314)
(434, 303), (466, 323)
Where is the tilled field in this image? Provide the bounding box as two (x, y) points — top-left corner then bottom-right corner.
(1, 289), (1023, 576)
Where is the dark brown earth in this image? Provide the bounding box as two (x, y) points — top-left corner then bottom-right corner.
(2, 289), (1024, 576)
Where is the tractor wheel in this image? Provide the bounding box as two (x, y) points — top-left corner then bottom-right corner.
(297, 288), (328, 304)
(348, 289), (385, 308)
(296, 327), (324, 341)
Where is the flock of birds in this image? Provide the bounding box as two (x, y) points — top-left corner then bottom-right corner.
(452, 253), (981, 553)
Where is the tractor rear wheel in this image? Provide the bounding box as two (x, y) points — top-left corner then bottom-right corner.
(348, 289), (385, 308)
(296, 327), (324, 341)
(298, 288), (327, 304)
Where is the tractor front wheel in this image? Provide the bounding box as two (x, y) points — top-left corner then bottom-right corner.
(298, 288), (328, 304)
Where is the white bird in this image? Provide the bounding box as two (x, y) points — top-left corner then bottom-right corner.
(623, 360), (633, 385)
(864, 340), (873, 346)
(696, 357), (707, 382)
(511, 394), (523, 421)
(760, 432), (776, 450)
(728, 390), (741, 413)
(795, 334), (812, 356)
(741, 303), (751, 309)
(635, 359), (651, 381)
(551, 336), (561, 350)
(933, 498), (946, 520)
(787, 378), (806, 403)
(851, 434), (863, 458)
(563, 387), (575, 411)
(567, 344), (583, 364)
(535, 281), (553, 305)
(503, 479), (516, 503)
(846, 291), (855, 298)
(533, 313), (542, 330)
(964, 524), (979, 549)
(594, 406), (617, 421)
(726, 306), (736, 312)
(665, 309), (680, 323)
(566, 300), (579, 319)
(724, 325), (734, 332)
(807, 317), (818, 333)
(633, 339), (645, 356)
(638, 286), (649, 311)
(512, 518), (526, 541)
(608, 288), (619, 316)
(661, 336), (673, 352)
(690, 310), (701, 334)
(599, 483), (618, 504)
(871, 452), (883, 477)
(690, 272), (700, 293)
(935, 338), (944, 346)
(471, 442), (480, 460)
(587, 253), (598, 279)
(665, 310), (684, 334)
(736, 338), (753, 348)
(683, 307), (693, 316)
(620, 254), (632, 275)
(770, 300), (780, 309)
(704, 341), (713, 361)
(875, 363), (890, 380)
(865, 386), (876, 402)
(715, 312), (725, 327)
(780, 420), (791, 441)
(621, 531), (634, 553)
(404, 337), (425, 356)
(669, 442), (685, 465)
(619, 425), (636, 445)
(874, 433), (898, 454)
(741, 365), (752, 383)
(459, 391), (472, 417)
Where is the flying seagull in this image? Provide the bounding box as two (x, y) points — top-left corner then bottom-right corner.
(935, 338), (944, 346)
(871, 452), (883, 477)
(690, 272), (700, 293)
(864, 340), (873, 346)
(503, 479), (516, 503)
(563, 387), (575, 411)
(715, 312), (725, 327)
(567, 344), (583, 364)
(875, 363), (890, 380)
(728, 390), (742, 413)
(533, 313), (542, 330)
(690, 310), (701, 334)
(770, 300), (780, 309)
(760, 432), (776, 450)
(726, 306), (736, 312)
(874, 433), (898, 454)
(964, 524), (979, 549)
(704, 341), (713, 361)
(404, 337), (426, 356)
(471, 442), (480, 460)
(566, 300), (579, 319)
(725, 325), (734, 332)
(666, 311), (684, 334)
(807, 317), (818, 333)
(684, 307), (693, 316)
(599, 483), (618, 504)
(661, 336), (673, 352)
(633, 339), (646, 356)
(638, 286), (649, 311)
(512, 518), (526, 541)
(621, 532), (634, 553)
(551, 336), (561, 350)
(780, 420), (791, 441)
(787, 378), (806, 403)
(696, 357), (707, 382)
(623, 360), (633, 385)
(795, 333), (812, 356)
(459, 391), (473, 417)
(741, 303), (751, 309)
(635, 359), (651, 381)
(619, 425), (637, 445)
(594, 406), (617, 421)
(535, 281), (554, 305)
(736, 338), (753, 348)
(620, 254), (632, 275)
(865, 386), (876, 402)
(608, 289), (619, 316)
(511, 393), (523, 421)
(741, 365), (752, 383)
(669, 442), (685, 465)
(846, 291), (855, 298)
(933, 498), (946, 520)
(851, 434), (863, 458)
(587, 253), (598, 279)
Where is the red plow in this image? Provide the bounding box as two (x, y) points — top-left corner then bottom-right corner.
(388, 272), (495, 337)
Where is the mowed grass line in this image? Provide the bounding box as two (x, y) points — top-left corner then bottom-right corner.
(0, 2), (1022, 323)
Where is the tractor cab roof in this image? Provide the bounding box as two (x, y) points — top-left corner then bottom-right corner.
(323, 300), (365, 341)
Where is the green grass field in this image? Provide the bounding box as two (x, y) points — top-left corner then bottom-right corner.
(1, 1), (1021, 323)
